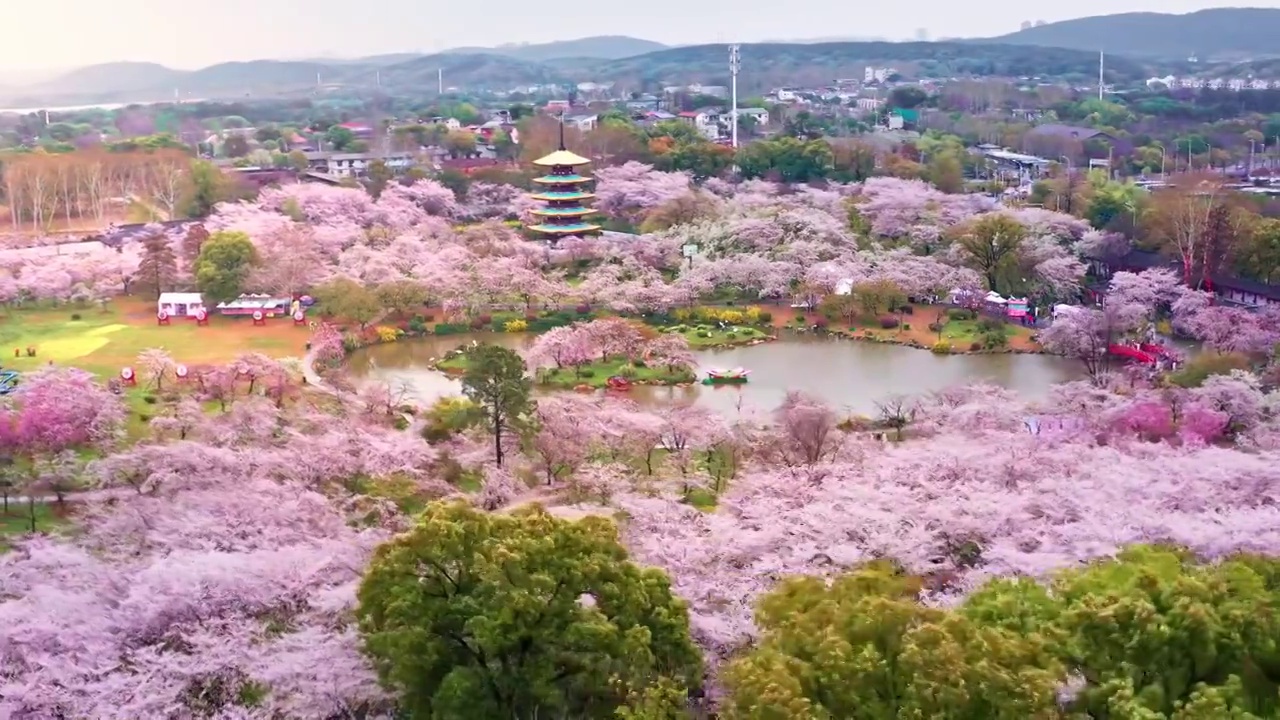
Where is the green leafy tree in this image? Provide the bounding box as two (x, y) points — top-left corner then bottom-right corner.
(444, 130), (477, 158)
(888, 86), (929, 109)
(221, 135), (250, 158)
(1087, 178), (1143, 231)
(646, 120), (703, 146)
(958, 213), (1027, 292)
(436, 168), (470, 198)
(1236, 217), (1280, 283)
(254, 126), (283, 144)
(193, 230), (258, 302)
(356, 502), (702, 720)
(722, 561), (1063, 719)
(374, 279), (429, 315)
(461, 343), (531, 467)
(853, 279), (907, 316)
(287, 150), (309, 173)
(311, 277), (382, 328)
(735, 137), (833, 183)
(615, 677), (694, 719)
(1044, 546), (1280, 718)
(927, 150), (965, 193)
(182, 159), (229, 218)
(421, 396), (484, 443)
(491, 129), (516, 160)
(325, 124), (355, 151)
(366, 159), (393, 200)
(667, 142), (734, 179)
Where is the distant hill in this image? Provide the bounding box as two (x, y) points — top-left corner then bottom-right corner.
(0, 40), (1150, 106)
(34, 62), (185, 96)
(979, 8), (1280, 59)
(378, 53), (566, 89)
(593, 41), (1148, 91)
(296, 53), (425, 66)
(443, 36), (668, 62)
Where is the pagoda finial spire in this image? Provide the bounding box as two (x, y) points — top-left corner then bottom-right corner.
(557, 111), (566, 151)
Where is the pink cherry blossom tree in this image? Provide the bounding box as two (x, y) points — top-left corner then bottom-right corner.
(526, 325), (593, 370)
(249, 223), (329, 296)
(530, 395), (604, 485)
(0, 367), (125, 454)
(1040, 305), (1136, 384)
(768, 391), (843, 466)
(644, 333), (696, 371)
(593, 162), (693, 224)
(136, 347), (175, 391)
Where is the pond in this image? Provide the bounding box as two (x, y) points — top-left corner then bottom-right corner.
(346, 331), (1084, 415)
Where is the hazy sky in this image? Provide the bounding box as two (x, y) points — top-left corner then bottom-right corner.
(1, 0), (1265, 73)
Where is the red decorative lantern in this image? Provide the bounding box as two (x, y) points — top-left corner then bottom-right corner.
(120, 367), (136, 386)
(156, 310), (170, 326)
(195, 309), (209, 326)
(252, 310), (265, 326)
(293, 310), (306, 326)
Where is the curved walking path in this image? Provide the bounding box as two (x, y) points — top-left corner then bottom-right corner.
(301, 344), (335, 393)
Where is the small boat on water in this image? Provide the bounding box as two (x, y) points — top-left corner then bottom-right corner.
(702, 367), (750, 385)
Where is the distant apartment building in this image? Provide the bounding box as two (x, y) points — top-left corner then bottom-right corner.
(426, 116), (463, 131)
(688, 83), (729, 98)
(736, 108), (770, 125)
(565, 114), (598, 132)
(677, 110), (723, 140)
(302, 151), (416, 178)
(864, 67), (896, 84)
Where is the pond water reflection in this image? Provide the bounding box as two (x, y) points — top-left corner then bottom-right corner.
(347, 330), (1083, 415)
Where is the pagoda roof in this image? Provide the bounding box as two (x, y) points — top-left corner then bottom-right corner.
(532, 149), (590, 167)
(532, 174), (591, 184)
(531, 191), (596, 201)
(531, 207), (596, 217)
(529, 222), (601, 234)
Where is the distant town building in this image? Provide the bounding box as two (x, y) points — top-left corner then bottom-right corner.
(737, 108), (770, 125)
(864, 67), (895, 84)
(565, 114), (598, 132)
(677, 110), (724, 140)
(1027, 124), (1114, 143)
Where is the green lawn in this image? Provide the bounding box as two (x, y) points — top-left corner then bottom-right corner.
(435, 351), (470, 374)
(0, 298), (322, 443)
(940, 319), (1015, 345)
(0, 297), (312, 378)
(663, 324), (770, 348)
(539, 358), (695, 389)
(0, 502), (73, 552)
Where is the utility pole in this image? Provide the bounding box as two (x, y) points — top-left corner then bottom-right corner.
(729, 44), (741, 149)
(1098, 50), (1104, 101)
(438, 68), (443, 95)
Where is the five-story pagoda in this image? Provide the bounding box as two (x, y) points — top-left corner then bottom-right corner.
(527, 120), (600, 239)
